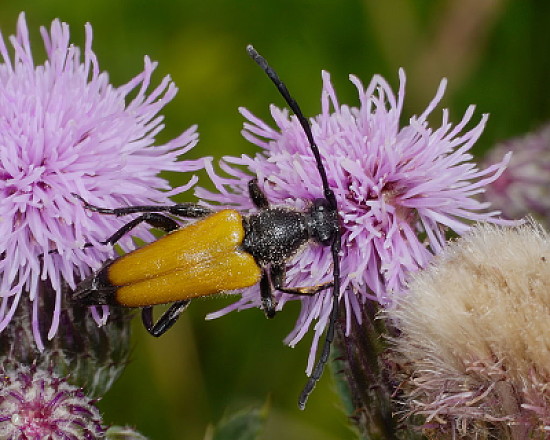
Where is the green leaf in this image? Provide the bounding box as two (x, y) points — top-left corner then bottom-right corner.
(106, 425), (150, 440)
(205, 403), (269, 440)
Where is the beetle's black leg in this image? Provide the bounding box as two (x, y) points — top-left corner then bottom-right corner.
(141, 300), (192, 337)
(248, 179), (270, 209)
(73, 194), (212, 218)
(70, 214), (180, 304)
(259, 269), (276, 318)
(44, 195), (210, 257)
(76, 211), (188, 336)
(106, 213), (193, 337)
(42, 213), (180, 259)
(102, 213), (179, 245)
(248, 46), (343, 409)
(298, 236), (341, 409)
(270, 264), (333, 296)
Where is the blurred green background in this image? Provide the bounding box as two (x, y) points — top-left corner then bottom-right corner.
(2, 1), (550, 439)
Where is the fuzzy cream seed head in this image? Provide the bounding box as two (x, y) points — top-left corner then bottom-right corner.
(390, 221), (550, 439)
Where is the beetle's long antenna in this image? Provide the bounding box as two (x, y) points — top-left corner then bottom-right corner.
(246, 45), (337, 210)
(247, 45), (341, 410)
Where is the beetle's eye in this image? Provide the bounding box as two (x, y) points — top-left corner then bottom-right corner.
(313, 198), (329, 211)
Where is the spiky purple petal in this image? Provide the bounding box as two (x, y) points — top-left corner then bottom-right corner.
(0, 13), (203, 349)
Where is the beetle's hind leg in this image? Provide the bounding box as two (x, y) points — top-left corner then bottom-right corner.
(102, 214), (195, 337)
(71, 214), (180, 305)
(270, 264), (333, 296)
(73, 194), (212, 219)
(142, 300), (192, 337)
(65, 211), (179, 253)
(48, 213), (180, 257)
(102, 213), (179, 245)
(47, 196), (212, 257)
(69, 198), (201, 337)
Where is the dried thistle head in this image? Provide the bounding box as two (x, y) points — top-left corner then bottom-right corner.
(389, 221), (550, 439)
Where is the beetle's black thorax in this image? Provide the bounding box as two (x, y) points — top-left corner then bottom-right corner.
(242, 207), (309, 266)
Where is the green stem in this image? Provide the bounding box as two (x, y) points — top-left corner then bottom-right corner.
(332, 300), (425, 440)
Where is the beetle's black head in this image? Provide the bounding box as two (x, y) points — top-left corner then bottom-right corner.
(308, 198), (338, 245)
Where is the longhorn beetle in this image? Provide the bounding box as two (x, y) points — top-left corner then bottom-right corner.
(73, 45), (341, 409)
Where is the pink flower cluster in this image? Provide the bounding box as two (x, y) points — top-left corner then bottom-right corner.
(0, 13), (202, 349)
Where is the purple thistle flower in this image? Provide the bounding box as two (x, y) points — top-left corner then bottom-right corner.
(483, 124), (550, 223)
(197, 69), (510, 373)
(0, 13), (202, 350)
(0, 362), (104, 439)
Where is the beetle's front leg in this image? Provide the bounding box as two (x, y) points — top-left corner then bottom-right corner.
(270, 264), (333, 296)
(259, 269), (276, 319)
